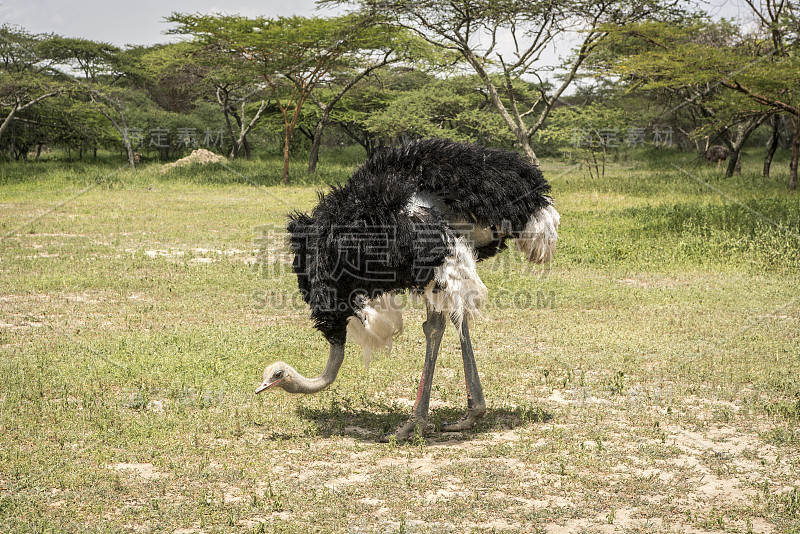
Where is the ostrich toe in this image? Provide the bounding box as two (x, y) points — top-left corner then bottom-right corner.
(441, 407), (486, 432)
(378, 418), (426, 443)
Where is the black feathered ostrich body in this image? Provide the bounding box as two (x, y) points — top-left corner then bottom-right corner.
(256, 139), (559, 440)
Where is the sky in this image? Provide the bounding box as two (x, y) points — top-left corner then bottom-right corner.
(1, 0), (756, 49)
(0, 0), (343, 46)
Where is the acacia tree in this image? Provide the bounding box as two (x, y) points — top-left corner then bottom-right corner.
(0, 25), (64, 155)
(727, 0), (800, 189)
(311, 67), (433, 155)
(608, 14), (800, 188)
(303, 27), (448, 172)
(39, 37), (120, 83)
(39, 37), (147, 167)
(168, 12), (389, 183)
(359, 74), (517, 145)
(762, 114), (790, 178)
(323, 0), (687, 166)
(140, 42), (270, 159)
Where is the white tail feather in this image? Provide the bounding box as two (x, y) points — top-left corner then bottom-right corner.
(515, 204), (560, 263)
(346, 293), (403, 368)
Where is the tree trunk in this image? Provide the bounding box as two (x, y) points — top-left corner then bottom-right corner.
(216, 87), (239, 159)
(307, 118), (327, 174)
(233, 99), (267, 161)
(790, 117), (799, 191)
(724, 149), (736, 177)
(93, 93), (136, 169)
(120, 129), (136, 169)
(725, 124), (743, 177)
(763, 116), (781, 178)
(724, 115), (769, 177)
(725, 150), (742, 176)
(519, 136), (540, 167)
(282, 128), (292, 184)
(223, 108), (238, 159)
(281, 100), (305, 184)
(230, 107), (245, 159)
(0, 104), (19, 143)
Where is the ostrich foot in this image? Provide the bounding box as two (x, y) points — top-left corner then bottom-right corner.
(378, 418), (426, 443)
(441, 407), (486, 432)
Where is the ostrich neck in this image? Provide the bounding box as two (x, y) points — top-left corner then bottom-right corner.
(291, 342), (345, 394)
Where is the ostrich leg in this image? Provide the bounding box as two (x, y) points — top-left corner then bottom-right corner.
(442, 317), (486, 432)
(379, 305), (446, 442)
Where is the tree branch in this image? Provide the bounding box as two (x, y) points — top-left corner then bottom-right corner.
(721, 79), (799, 117)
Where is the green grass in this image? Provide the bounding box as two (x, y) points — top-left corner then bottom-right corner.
(1, 148), (799, 533)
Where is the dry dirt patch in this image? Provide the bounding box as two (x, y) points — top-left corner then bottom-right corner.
(235, 402), (792, 533)
(108, 463), (164, 480)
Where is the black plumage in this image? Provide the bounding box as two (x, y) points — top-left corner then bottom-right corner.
(287, 138), (552, 344)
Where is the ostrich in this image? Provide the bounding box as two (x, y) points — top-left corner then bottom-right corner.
(703, 145), (731, 168)
(255, 138), (560, 441)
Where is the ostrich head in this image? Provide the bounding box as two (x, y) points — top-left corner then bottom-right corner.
(255, 361), (297, 394)
(254, 343), (346, 396)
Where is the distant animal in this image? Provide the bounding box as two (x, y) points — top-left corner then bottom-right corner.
(703, 145), (730, 168)
(255, 138), (559, 441)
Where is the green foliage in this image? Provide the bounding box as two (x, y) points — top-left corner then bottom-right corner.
(3, 2), (800, 183)
(37, 36), (120, 81)
(539, 103), (631, 147)
(606, 17), (800, 137)
(539, 102), (632, 178)
(166, 12), (412, 180)
(164, 12), (399, 93)
(362, 76), (515, 144)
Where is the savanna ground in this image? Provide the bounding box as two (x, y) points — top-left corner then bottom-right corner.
(1, 147), (799, 533)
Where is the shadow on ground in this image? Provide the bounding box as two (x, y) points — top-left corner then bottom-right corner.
(295, 401), (553, 443)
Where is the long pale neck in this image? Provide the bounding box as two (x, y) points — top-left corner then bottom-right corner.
(289, 342), (345, 394)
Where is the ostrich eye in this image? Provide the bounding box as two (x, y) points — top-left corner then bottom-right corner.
(274, 370), (284, 379)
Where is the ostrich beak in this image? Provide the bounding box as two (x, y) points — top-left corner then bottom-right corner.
(255, 378), (281, 394)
